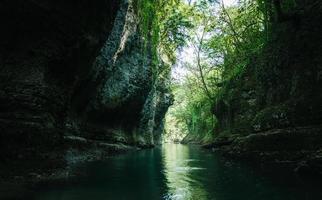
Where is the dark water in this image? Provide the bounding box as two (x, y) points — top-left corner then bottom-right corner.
(32, 144), (322, 200)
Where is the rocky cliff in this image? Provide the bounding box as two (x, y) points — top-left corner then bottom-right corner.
(0, 0), (172, 177)
(210, 0), (322, 175)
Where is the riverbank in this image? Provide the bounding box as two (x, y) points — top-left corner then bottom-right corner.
(0, 136), (142, 200)
(197, 126), (322, 178)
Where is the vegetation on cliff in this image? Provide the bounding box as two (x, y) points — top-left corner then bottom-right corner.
(163, 0), (266, 142)
(0, 0), (322, 197)
(160, 0), (322, 149)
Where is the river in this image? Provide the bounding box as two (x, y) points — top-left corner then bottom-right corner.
(29, 144), (322, 200)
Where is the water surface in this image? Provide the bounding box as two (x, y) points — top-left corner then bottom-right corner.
(32, 144), (322, 200)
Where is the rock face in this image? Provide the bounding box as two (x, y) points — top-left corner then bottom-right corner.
(0, 0), (172, 174)
(211, 0), (322, 175)
(214, 0), (322, 134)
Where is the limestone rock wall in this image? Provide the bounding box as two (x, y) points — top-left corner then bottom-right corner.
(214, 0), (322, 136)
(211, 0), (322, 173)
(0, 0), (172, 169)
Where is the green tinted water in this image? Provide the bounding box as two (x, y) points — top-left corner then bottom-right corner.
(33, 144), (322, 200)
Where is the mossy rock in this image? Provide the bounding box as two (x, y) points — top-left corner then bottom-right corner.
(252, 104), (293, 132)
(231, 126), (322, 152)
(232, 118), (253, 135)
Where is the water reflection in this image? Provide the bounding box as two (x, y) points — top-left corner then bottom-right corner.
(162, 144), (208, 200)
(6, 144), (322, 200)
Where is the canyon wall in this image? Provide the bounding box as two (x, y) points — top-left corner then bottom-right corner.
(0, 0), (172, 173)
(211, 0), (322, 174)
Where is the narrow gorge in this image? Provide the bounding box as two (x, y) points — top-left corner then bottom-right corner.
(0, 0), (322, 199)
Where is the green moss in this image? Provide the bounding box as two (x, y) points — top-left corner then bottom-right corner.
(252, 104), (292, 132)
(232, 119), (253, 135)
(136, 0), (159, 72)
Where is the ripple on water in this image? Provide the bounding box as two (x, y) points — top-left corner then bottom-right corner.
(174, 166), (206, 172)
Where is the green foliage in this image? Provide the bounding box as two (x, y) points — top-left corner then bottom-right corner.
(164, 0), (270, 142)
(165, 81), (216, 142)
(136, 0), (159, 81)
(136, 0), (193, 83)
(136, 0), (277, 142)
